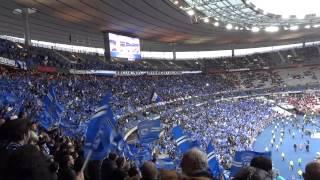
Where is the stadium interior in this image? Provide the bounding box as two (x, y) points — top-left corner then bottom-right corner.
(1, 0), (320, 180)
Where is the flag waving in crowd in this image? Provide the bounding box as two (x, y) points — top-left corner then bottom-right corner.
(39, 86), (64, 130)
(83, 92), (118, 161)
(230, 150), (272, 178)
(207, 142), (222, 178)
(150, 89), (161, 103)
(172, 125), (193, 154)
(138, 119), (161, 144)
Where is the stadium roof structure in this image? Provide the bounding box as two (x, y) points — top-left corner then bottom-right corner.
(183, 0), (320, 28)
(1, 0), (320, 51)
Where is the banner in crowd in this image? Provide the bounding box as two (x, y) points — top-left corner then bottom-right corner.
(230, 151), (272, 177)
(0, 57), (27, 70)
(69, 69), (202, 77)
(172, 126), (193, 154)
(138, 119), (161, 144)
(37, 66), (57, 73)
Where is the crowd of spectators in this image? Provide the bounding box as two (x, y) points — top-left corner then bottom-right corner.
(2, 40), (320, 179)
(2, 38), (320, 72)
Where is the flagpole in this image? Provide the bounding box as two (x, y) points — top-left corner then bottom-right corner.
(80, 150), (93, 173)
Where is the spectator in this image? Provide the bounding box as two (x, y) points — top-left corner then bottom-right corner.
(140, 161), (158, 180)
(303, 161), (320, 180)
(250, 156), (272, 172)
(233, 166), (272, 180)
(101, 153), (118, 180)
(180, 148), (213, 180)
(58, 154), (76, 180)
(3, 144), (57, 180)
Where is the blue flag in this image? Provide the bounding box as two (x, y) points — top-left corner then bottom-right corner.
(43, 86), (63, 124)
(38, 111), (54, 130)
(156, 158), (176, 170)
(83, 93), (117, 160)
(0, 92), (17, 107)
(150, 90), (161, 103)
(113, 134), (125, 152)
(191, 139), (201, 148)
(124, 143), (136, 160)
(230, 151), (272, 178)
(38, 86), (63, 130)
(207, 142), (221, 177)
(172, 126), (192, 154)
(135, 146), (152, 167)
(138, 119), (161, 144)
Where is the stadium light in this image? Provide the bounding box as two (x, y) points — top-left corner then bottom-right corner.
(312, 24), (320, 28)
(174, 0), (179, 5)
(289, 25), (299, 31)
(204, 18), (209, 23)
(235, 26), (239, 30)
(226, 24), (233, 30)
(249, 0), (319, 20)
(187, 10), (195, 16)
(214, 22), (219, 27)
(265, 26), (279, 33)
(304, 25), (311, 29)
(251, 27), (260, 33)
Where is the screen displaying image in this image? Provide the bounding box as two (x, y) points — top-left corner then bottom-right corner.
(109, 33), (141, 61)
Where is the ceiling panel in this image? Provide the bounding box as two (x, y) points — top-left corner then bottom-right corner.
(0, 0), (317, 51)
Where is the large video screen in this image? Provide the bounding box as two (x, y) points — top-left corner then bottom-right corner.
(109, 33), (141, 61)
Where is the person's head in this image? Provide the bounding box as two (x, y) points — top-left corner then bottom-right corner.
(30, 121), (38, 131)
(116, 156), (126, 169)
(159, 170), (181, 180)
(250, 156), (272, 172)
(180, 148), (208, 176)
(0, 118), (5, 127)
(0, 118), (31, 144)
(140, 161), (158, 180)
(61, 154), (75, 168)
(108, 152), (117, 161)
(233, 167), (272, 180)
(128, 166), (139, 177)
(18, 111), (28, 119)
(3, 144), (57, 180)
(303, 161), (320, 180)
(112, 169), (128, 180)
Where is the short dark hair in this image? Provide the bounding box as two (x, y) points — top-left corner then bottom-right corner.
(250, 156), (272, 172)
(128, 166), (139, 177)
(233, 167), (272, 180)
(108, 152), (117, 161)
(303, 161), (320, 180)
(116, 156), (125, 168)
(0, 118), (31, 142)
(3, 144), (57, 180)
